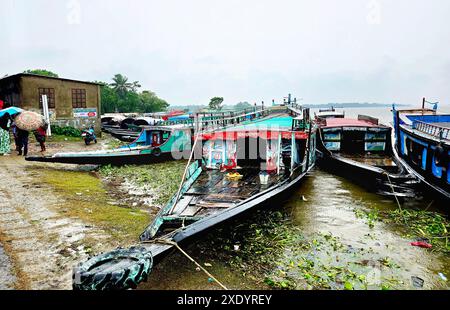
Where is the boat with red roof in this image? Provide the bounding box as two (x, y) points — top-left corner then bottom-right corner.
(73, 105), (317, 290)
(316, 113), (417, 197)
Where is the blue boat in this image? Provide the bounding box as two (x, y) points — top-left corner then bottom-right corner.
(392, 101), (450, 200)
(26, 125), (193, 165)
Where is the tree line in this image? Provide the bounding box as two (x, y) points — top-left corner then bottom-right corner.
(97, 74), (168, 114)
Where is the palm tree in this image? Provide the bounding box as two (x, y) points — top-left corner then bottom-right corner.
(110, 74), (141, 98)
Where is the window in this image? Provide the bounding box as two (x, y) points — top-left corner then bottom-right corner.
(38, 88), (55, 108)
(72, 89), (87, 108)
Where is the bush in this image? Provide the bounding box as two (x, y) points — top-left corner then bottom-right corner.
(50, 125), (82, 137)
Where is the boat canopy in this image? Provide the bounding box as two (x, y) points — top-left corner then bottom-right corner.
(324, 117), (386, 129)
(200, 130), (309, 141)
(168, 114), (192, 122)
(134, 117), (162, 126)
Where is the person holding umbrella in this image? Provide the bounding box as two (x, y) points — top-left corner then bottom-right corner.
(14, 110), (46, 156)
(17, 128), (29, 156)
(0, 100), (11, 155)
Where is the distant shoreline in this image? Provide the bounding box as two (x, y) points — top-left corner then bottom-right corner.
(304, 103), (406, 109)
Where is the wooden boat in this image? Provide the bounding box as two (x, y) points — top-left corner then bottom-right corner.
(27, 107), (274, 166)
(316, 114), (417, 197)
(26, 125), (192, 165)
(109, 127), (142, 142)
(73, 107), (316, 290)
(106, 117), (164, 141)
(392, 101), (450, 200)
(314, 106), (345, 119)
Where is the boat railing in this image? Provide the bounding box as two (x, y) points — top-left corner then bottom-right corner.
(412, 120), (450, 140)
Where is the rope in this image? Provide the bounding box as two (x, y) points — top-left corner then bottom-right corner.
(169, 116), (203, 214)
(382, 172), (411, 228)
(382, 172), (402, 212)
(142, 239), (229, 290)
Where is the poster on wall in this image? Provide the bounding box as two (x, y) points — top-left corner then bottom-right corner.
(73, 108), (97, 118)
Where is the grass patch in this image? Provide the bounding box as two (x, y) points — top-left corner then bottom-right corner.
(46, 135), (83, 143)
(99, 161), (187, 207)
(39, 168), (149, 243)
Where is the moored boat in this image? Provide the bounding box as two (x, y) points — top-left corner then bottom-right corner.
(26, 125), (192, 165)
(72, 107), (316, 290)
(314, 106), (345, 119)
(392, 101), (450, 200)
(316, 114), (417, 197)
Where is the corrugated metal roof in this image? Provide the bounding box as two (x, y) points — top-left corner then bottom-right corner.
(0, 73), (102, 85)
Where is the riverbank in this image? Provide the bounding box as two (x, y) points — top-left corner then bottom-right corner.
(0, 138), (449, 290)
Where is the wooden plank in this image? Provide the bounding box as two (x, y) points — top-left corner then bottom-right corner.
(179, 206), (201, 217)
(172, 195), (193, 215)
(196, 202), (234, 208)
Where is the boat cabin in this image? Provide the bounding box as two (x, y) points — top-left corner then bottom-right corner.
(125, 125), (192, 154)
(199, 129), (312, 176)
(320, 115), (391, 154)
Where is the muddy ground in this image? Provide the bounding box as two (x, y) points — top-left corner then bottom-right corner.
(0, 137), (148, 289)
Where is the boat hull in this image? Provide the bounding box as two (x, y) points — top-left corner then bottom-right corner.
(26, 152), (174, 166)
(315, 125), (417, 197)
(139, 163), (315, 265)
(316, 150), (415, 197)
(395, 126), (450, 201)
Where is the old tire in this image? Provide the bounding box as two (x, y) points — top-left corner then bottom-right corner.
(152, 148), (161, 157)
(72, 246), (153, 290)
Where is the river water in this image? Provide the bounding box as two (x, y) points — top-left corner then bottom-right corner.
(142, 106), (450, 290)
(1, 106), (448, 290)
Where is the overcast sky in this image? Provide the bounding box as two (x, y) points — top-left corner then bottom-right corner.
(1, 0), (449, 107)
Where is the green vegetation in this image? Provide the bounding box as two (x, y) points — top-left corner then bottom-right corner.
(208, 97), (224, 110)
(50, 125), (82, 137)
(382, 209), (450, 253)
(354, 207), (449, 253)
(38, 168), (149, 243)
(97, 74), (169, 114)
(235, 101), (253, 110)
(193, 209), (409, 290)
(46, 135), (82, 142)
(99, 161), (187, 207)
(354, 208), (379, 228)
(23, 69), (59, 77)
(110, 74), (141, 97)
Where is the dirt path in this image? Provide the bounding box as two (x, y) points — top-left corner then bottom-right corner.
(0, 152), (114, 289)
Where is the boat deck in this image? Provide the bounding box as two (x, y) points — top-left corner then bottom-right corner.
(172, 168), (284, 218)
(339, 153), (397, 167)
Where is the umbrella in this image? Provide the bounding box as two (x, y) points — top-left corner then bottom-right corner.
(14, 110), (45, 131)
(0, 107), (23, 118)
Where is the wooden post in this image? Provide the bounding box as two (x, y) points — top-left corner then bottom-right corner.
(41, 95), (52, 136)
